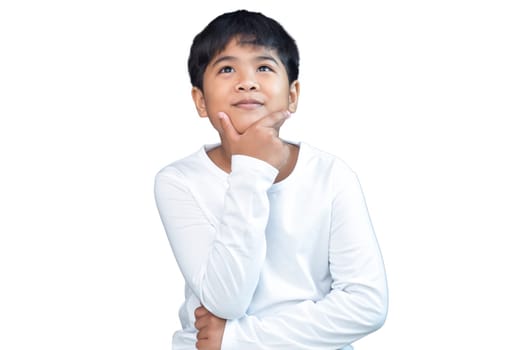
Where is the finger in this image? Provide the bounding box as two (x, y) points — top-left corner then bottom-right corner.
(218, 112), (240, 139)
(196, 328), (208, 340)
(252, 110), (291, 129)
(194, 315), (208, 330)
(194, 306), (208, 318)
(196, 339), (209, 349)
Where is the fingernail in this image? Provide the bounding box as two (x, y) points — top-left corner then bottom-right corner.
(285, 111), (291, 118)
(218, 112), (226, 119)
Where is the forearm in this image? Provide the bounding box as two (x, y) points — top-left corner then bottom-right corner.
(199, 156), (278, 318)
(222, 285), (388, 350)
(155, 155), (278, 320)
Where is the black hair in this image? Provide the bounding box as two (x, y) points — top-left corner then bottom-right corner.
(188, 10), (299, 90)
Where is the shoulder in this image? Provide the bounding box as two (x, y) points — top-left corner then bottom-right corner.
(300, 142), (358, 178)
(154, 146), (209, 188)
(296, 142), (361, 198)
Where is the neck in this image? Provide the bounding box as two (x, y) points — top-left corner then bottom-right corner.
(207, 141), (299, 183)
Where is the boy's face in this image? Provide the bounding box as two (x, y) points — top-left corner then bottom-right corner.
(192, 38), (299, 134)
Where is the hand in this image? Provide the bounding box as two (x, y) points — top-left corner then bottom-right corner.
(218, 111), (291, 170)
(194, 305), (226, 350)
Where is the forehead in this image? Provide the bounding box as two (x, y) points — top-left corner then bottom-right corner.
(210, 38), (279, 63)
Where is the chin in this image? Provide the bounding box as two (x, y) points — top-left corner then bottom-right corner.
(234, 124), (252, 134)
(233, 115), (264, 132)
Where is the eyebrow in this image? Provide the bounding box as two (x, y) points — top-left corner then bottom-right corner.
(211, 55), (280, 67)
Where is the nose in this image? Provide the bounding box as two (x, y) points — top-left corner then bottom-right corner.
(235, 72), (259, 91)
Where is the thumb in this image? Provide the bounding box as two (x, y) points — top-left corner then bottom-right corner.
(218, 112), (239, 140)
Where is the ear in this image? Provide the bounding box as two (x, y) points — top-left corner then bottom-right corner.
(287, 80), (300, 113)
(191, 87), (208, 118)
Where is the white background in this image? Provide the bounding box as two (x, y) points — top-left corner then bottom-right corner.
(1, 0), (530, 349)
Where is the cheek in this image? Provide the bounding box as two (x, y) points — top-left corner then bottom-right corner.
(270, 90), (291, 109)
(203, 82), (229, 108)
(207, 114), (223, 134)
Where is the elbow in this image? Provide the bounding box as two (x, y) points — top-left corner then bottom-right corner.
(367, 274), (389, 332)
(345, 283), (388, 334)
(219, 305), (248, 320)
(203, 298), (249, 320)
(200, 281), (254, 320)
(366, 289), (388, 332)
(199, 255), (263, 320)
(370, 301), (388, 331)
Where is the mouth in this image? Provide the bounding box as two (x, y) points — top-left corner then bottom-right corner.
(231, 99), (264, 110)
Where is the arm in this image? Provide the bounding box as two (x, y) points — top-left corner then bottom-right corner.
(155, 111), (291, 319)
(154, 155), (278, 319)
(218, 165), (388, 349)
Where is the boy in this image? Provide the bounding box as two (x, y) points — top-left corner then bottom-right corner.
(154, 9), (388, 350)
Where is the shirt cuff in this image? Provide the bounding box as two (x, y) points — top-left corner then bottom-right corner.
(231, 155), (279, 185)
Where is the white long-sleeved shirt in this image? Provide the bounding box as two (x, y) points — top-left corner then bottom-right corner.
(154, 142), (388, 350)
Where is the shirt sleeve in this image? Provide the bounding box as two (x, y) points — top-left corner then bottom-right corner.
(154, 155), (279, 320)
(221, 162), (388, 349)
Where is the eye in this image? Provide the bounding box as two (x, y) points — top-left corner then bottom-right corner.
(257, 65), (273, 72)
(219, 66), (234, 74)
